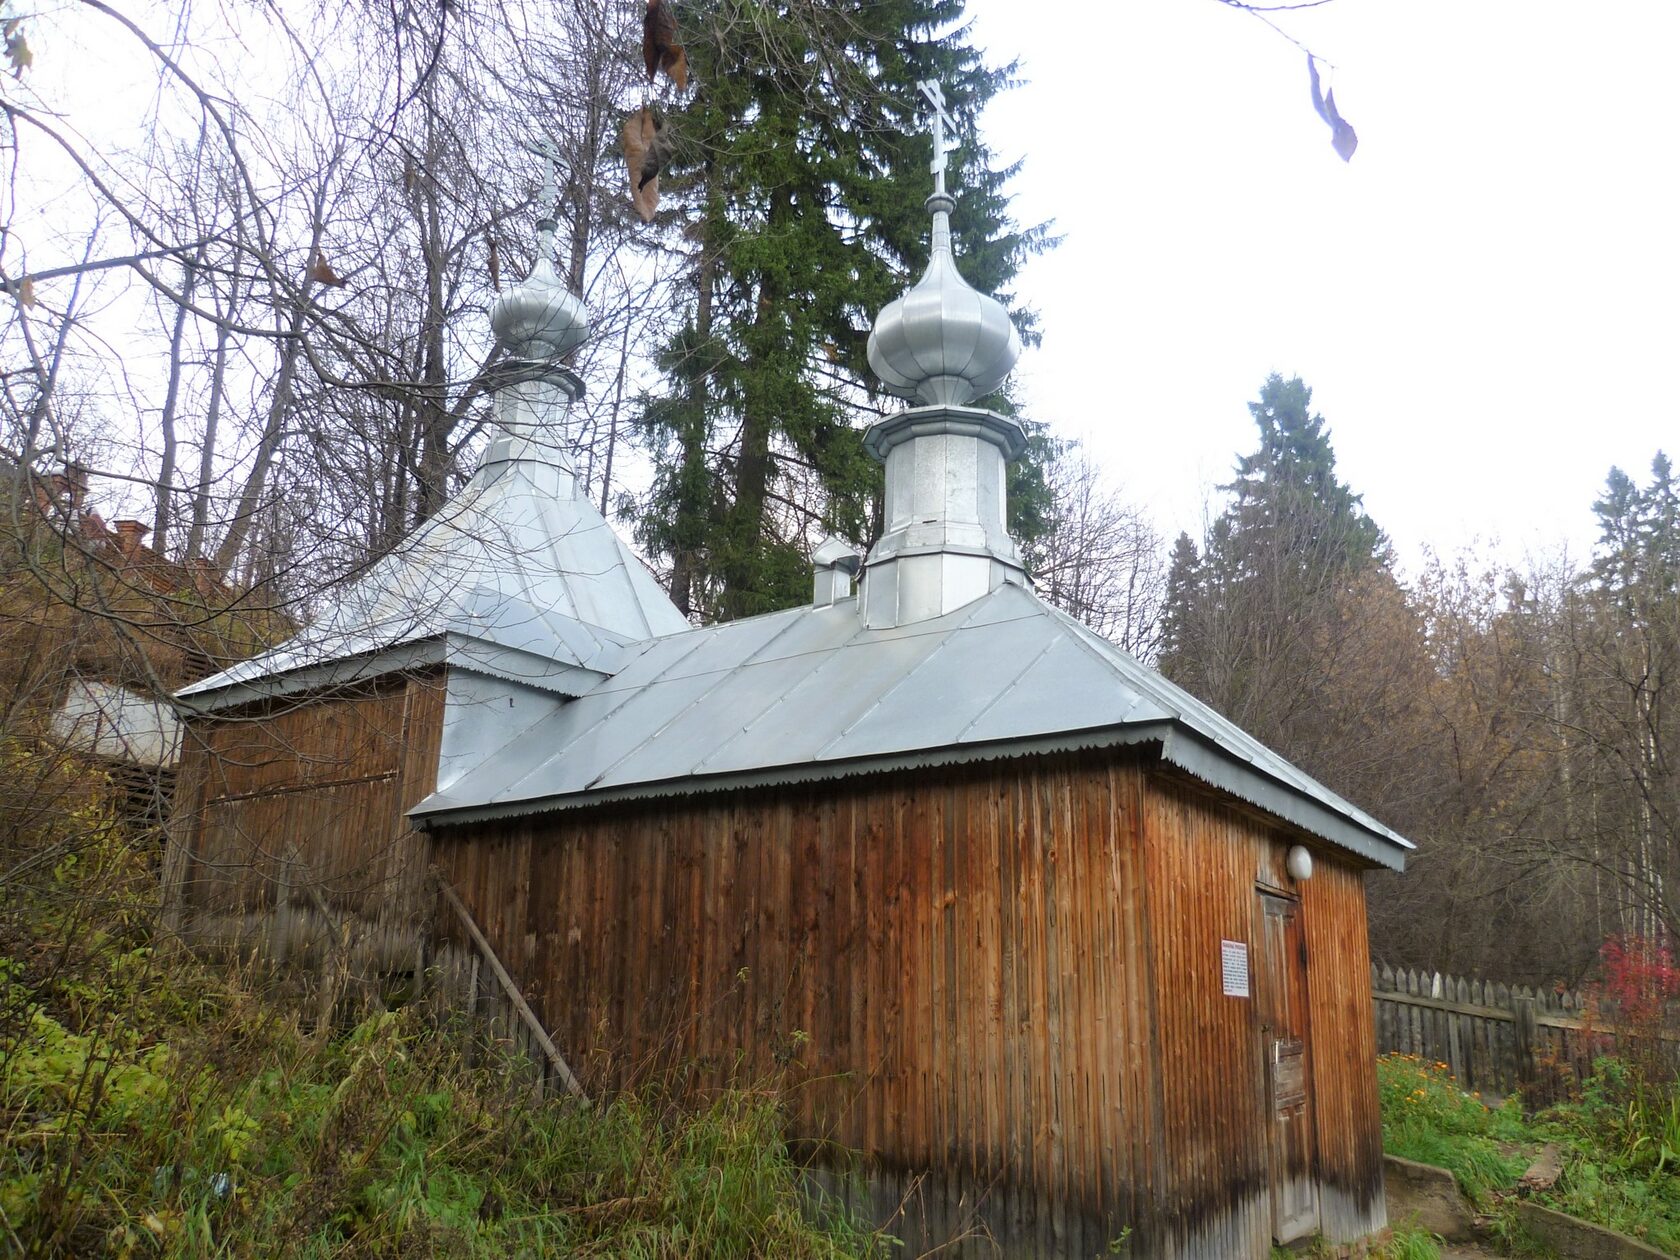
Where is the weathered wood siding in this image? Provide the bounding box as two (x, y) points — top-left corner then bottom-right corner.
(1299, 828), (1388, 1243)
(162, 670), (445, 970)
(432, 750), (1386, 1258)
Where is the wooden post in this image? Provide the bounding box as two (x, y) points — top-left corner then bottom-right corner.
(1447, 975), (1465, 1083)
(282, 844), (346, 1038)
(432, 870), (589, 1104)
(272, 852), (293, 969)
(1513, 994), (1538, 1094)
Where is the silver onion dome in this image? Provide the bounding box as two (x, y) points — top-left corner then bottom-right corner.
(867, 193), (1022, 407)
(490, 218), (590, 360)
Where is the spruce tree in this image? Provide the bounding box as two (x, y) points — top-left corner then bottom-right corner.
(1158, 531), (1203, 681)
(1159, 374), (1390, 747)
(1592, 465), (1643, 612)
(1591, 453), (1680, 626)
(1638, 452), (1679, 599)
(630, 1), (1046, 621)
(1212, 373), (1384, 585)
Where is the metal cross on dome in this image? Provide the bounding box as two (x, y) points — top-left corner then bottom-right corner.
(917, 79), (957, 198)
(519, 136), (561, 219)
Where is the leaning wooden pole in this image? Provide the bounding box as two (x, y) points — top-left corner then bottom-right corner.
(284, 843), (350, 1039)
(432, 869), (588, 1105)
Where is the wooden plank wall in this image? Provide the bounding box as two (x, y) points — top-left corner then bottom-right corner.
(432, 751), (1387, 1258)
(1299, 848), (1388, 1243)
(1141, 776), (1385, 1255)
(1137, 779), (1271, 1257)
(161, 670), (445, 976)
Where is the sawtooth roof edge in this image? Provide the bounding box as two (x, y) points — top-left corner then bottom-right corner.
(177, 631), (616, 715)
(1031, 598), (1413, 855)
(411, 715), (1407, 871)
(177, 444), (688, 704)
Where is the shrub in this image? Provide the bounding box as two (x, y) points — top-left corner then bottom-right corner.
(1, 814), (888, 1258)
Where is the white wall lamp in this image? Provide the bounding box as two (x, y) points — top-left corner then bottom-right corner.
(1286, 845), (1314, 883)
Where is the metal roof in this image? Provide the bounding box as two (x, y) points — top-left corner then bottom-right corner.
(412, 580), (1412, 870)
(178, 427), (689, 709)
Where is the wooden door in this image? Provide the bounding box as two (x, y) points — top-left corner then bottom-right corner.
(1257, 890), (1318, 1243)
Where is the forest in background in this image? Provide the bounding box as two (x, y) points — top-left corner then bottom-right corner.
(0, 0), (1671, 992)
(1155, 374), (1680, 987)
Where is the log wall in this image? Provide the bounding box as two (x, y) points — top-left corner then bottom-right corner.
(431, 750), (1387, 1258)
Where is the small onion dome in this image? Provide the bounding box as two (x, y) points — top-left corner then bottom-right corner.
(867, 194), (1021, 407)
(489, 220), (590, 360)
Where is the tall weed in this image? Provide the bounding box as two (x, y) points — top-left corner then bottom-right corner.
(0, 795), (888, 1258)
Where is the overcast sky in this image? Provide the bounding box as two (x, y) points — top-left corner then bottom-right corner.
(23, 0), (1677, 583)
(967, 0), (1680, 575)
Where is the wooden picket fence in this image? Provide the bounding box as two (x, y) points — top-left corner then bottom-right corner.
(1371, 964), (1601, 1099)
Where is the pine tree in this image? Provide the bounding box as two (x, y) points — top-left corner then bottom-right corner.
(1592, 465), (1643, 613)
(1584, 454), (1680, 942)
(1592, 453), (1680, 612)
(1212, 373), (1384, 585)
(630, 1), (1046, 621)
(1158, 531), (1202, 681)
(1159, 374), (1392, 753)
(1638, 452), (1679, 599)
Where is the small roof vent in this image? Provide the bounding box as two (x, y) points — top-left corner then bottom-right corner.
(812, 536), (862, 608)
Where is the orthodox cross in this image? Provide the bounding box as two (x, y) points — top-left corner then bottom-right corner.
(917, 79), (957, 198)
(519, 136), (561, 218)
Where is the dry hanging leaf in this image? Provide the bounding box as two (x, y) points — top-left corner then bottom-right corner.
(14, 277), (35, 308)
(638, 113), (672, 191)
(643, 0), (688, 91)
(488, 233), (501, 291)
(308, 252), (347, 288)
(1308, 56), (1357, 162)
(6, 28), (31, 76)
(622, 108), (660, 222)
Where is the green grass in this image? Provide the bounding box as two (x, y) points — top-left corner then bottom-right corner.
(1378, 1226), (1443, 1260)
(1533, 1058), (1680, 1255)
(1269, 1225), (1441, 1260)
(0, 812), (888, 1258)
(1377, 1052), (1680, 1255)
(1377, 1053), (1529, 1206)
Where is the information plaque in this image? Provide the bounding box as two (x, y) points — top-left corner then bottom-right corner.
(1221, 939), (1249, 998)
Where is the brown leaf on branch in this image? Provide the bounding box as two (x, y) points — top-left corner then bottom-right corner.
(622, 108), (665, 222)
(642, 0), (688, 91)
(308, 252), (347, 288)
(638, 113), (672, 191)
(1308, 55), (1357, 162)
(14, 277), (35, 308)
(6, 26), (32, 77)
(488, 233), (501, 291)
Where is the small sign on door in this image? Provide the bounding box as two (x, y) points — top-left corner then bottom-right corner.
(1221, 939), (1250, 998)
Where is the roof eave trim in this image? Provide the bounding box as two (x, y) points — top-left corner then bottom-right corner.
(177, 634), (611, 715)
(176, 639), (449, 714)
(1156, 727), (1409, 871)
(440, 634), (615, 696)
(411, 719), (1409, 870)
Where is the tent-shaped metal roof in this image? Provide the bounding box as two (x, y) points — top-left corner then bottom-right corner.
(178, 427), (689, 711)
(412, 580), (1412, 870)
